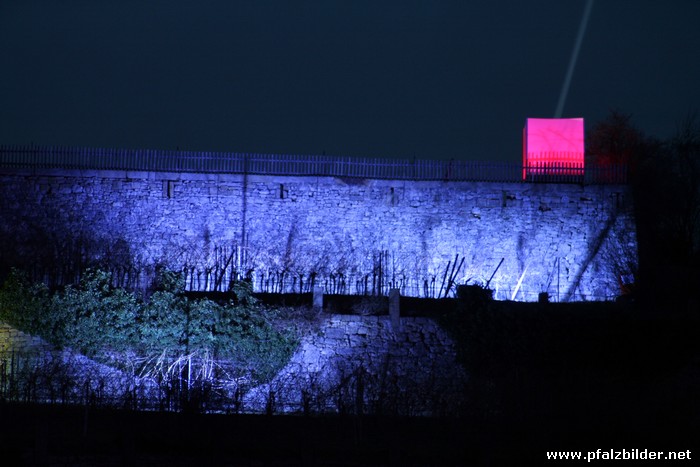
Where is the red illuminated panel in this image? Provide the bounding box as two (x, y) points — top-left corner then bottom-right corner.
(523, 118), (584, 180)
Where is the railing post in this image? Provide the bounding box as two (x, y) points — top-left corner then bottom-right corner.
(389, 288), (401, 332)
(313, 286), (324, 311)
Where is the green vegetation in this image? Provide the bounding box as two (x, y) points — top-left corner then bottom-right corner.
(0, 268), (299, 385)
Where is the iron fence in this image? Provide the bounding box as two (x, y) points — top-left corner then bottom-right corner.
(0, 145), (628, 184)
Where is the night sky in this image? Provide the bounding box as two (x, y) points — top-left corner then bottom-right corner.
(1, 0), (699, 162)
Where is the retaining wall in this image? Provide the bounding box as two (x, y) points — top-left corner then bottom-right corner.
(0, 168), (636, 300)
(0, 323), (52, 355)
(244, 313), (467, 414)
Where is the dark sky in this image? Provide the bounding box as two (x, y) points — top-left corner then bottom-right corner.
(1, 0), (699, 162)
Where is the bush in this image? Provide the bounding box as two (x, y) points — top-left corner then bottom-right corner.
(54, 269), (141, 355)
(0, 268), (299, 388)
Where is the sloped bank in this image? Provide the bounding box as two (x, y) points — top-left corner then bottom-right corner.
(2, 311), (467, 416)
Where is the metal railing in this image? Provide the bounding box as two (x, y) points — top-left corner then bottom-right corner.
(0, 145), (629, 184)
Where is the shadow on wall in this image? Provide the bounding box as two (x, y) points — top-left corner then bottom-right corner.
(0, 217), (633, 301)
(243, 315), (467, 416)
(0, 174), (636, 301)
(0, 214), (471, 298)
(564, 211), (619, 302)
(0, 207), (144, 290)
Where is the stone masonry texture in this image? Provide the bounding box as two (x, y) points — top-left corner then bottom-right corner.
(243, 313), (467, 415)
(0, 168), (636, 301)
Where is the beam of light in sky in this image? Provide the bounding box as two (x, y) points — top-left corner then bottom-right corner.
(554, 0), (594, 118)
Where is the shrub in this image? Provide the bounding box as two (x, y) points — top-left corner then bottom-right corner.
(54, 269), (141, 355)
(138, 287), (188, 354)
(1, 268), (299, 390)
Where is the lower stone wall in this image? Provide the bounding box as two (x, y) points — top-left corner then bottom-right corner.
(0, 323), (52, 355)
(244, 314), (467, 415)
(1, 315), (466, 415)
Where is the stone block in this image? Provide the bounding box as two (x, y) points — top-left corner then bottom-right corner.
(323, 327), (346, 340)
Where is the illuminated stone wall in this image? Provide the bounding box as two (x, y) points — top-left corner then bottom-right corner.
(0, 315), (465, 415)
(0, 168), (636, 301)
(244, 313), (466, 414)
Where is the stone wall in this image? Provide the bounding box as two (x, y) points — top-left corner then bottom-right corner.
(0, 323), (52, 355)
(0, 168), (636, 300)
(0, 312), (465, 415)
(244, 313), (466, 415)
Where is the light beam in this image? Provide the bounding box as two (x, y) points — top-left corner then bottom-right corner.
(554, 0), (594, 118)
